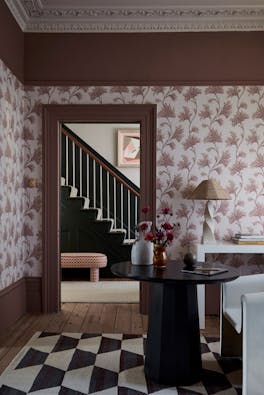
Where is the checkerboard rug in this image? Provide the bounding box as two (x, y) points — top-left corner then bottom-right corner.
(0, 332), (242, 394)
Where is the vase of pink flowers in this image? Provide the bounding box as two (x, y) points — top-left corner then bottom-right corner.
(152, 244), (168, 267)
(144, 207), (180, 268)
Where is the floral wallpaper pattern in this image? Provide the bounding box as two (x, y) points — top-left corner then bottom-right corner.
(0, 59), (25, 289)
(1, 59), (264, 290)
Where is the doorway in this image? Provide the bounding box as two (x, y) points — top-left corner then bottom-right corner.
(42, 104), (156, 313)
(60, 121), (141, 303)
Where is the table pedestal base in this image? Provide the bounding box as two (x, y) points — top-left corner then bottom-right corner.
(145, 282), (201, 385)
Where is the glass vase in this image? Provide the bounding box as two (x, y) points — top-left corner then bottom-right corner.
(153, 244), (168, 268)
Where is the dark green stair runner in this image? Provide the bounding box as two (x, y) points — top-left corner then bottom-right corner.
(61, 185), (132, 278)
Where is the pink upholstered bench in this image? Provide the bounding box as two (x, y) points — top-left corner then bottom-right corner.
(61, 252), (107, 282)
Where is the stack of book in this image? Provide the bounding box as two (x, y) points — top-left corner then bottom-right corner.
(232, 234), (264, 245)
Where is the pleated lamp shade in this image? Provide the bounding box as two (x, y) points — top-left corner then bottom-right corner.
(188, 179), (230, 200)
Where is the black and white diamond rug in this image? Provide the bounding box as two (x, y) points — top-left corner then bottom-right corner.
(0, 332), (242, 394)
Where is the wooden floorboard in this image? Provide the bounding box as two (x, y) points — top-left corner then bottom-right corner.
(80, 303), (105, 333)
(99, 304), (118, 333)
(0, 303), (219, 374)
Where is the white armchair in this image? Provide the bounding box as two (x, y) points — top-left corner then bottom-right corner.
(220, 273), (264, 395)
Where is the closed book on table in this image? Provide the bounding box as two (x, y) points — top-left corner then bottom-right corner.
(181, 267), (228, 276)
(232, 238), (264, 245)
(234, 234), (264, 240)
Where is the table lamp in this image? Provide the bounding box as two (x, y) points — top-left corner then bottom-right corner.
(188, 179), (231, 244)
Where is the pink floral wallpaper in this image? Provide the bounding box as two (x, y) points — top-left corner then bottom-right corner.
(1, 58), (264, 290)
(0, 59), (25, 289)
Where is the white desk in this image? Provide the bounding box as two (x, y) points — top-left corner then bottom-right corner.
(192, 241), (264, 263)
(192, 241), (264, 330)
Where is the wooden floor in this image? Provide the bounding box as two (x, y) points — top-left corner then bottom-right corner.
(0, 303), (219, 374)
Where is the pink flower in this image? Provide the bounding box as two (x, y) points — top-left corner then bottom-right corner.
(145, 232), (155, 241)
(166, 232), (174, 242)
(139, 222), (148, 232)
(162, 222), (173, 230)
(142, 206), (150, 214)
(156, 230), (164, 241)
(138, 206), (180, 246)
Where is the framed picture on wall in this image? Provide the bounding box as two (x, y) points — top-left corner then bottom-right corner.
(117, 129), (140, 167)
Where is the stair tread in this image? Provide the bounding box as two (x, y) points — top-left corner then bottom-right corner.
(110, 228), (126, 233)
(123, 239), (136, 244)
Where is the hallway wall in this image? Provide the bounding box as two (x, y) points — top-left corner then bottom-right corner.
(0, 59), (25, 290)
(25, 83), (264, 280)
(1, 55), (264, 295)
(0, 4), (264, 311)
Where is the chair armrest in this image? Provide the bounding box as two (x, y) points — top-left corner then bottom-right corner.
(242, 291), (264, 337)
(242, 291), (264, 395)
(222, 274), (264, 311)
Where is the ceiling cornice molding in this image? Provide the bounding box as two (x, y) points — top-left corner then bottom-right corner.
(5, 0), (27, 31)
(22, 21), (264, 33)
(5, 0), (264, 32)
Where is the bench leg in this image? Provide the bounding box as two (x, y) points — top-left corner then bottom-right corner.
(90, 268), (99, 282)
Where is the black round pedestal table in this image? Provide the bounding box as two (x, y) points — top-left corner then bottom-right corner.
(111, 260), (239, 386)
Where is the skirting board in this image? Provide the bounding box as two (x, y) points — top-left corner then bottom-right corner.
(25, 277), (42, 313)
(0, 277), (42, 332)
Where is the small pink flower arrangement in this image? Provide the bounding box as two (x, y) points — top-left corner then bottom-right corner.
(138, 206), (180, 247)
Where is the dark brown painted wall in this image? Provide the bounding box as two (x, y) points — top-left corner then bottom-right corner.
(0, 7), (263, 87)
(24, 31), (264, 85)
(0, 1), (24, 82)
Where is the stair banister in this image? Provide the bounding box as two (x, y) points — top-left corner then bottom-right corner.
(61, 125), (140, 241)
(62, 127), (140, 197)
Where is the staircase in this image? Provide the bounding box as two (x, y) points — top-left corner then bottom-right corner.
(60, 125), (140, 277)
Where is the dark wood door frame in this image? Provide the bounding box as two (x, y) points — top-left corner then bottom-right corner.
(42, 104), (157, 313)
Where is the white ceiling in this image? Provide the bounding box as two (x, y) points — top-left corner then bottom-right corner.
(5, 0), (264, 32)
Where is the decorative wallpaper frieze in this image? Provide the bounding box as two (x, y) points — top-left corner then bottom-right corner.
(1, 58), (264, 290)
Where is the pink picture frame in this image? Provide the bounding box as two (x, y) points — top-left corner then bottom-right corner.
(117, 129), (140, 167)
